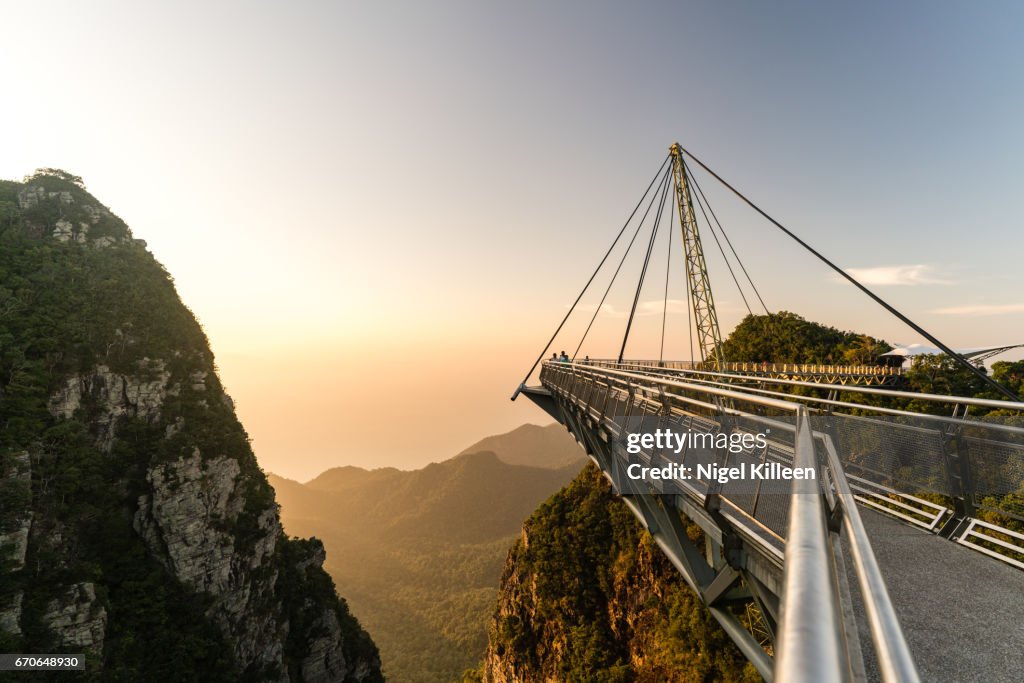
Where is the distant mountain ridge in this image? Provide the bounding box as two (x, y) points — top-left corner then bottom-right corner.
(458, 423), (584, 469)
(304, 465), (404, 492)
(272, 449), (582, 546)
(269, 423), (586, 683)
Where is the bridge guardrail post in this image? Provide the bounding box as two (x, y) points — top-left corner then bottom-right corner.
(820, 418), (845, 533)
(748, 427), (771, 523)
(598, 382), (612, 425)
(937, 403), (974, 537)
(703, 411), (745, 569)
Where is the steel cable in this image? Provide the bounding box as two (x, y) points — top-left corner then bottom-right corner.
(682, 148), (1019, 402)
(512, 155), (670, 399)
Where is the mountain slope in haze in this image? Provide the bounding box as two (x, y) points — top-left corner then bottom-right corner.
(457, 423), (585, 469)
(480, 464), (760, 683)
(0, 170), (381, 681)
(270, 425), (586, 683)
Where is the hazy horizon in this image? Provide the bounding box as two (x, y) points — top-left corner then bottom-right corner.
(4, 1), (1023, 479)
(267, 420), (563, 483)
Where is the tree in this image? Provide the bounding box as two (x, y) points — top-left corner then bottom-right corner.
(843, 335), (889, 365)
(25, 168), (85, 188)
(991, 360), (1024, 397)
(903, 354), (990, 413)
(720, 312), (890, 365)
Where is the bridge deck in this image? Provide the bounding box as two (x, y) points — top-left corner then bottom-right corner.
(532, 361), (1024, 680)
(853, 508), (1024, 682)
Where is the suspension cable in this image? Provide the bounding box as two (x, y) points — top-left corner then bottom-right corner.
(511, 155), (670, 400)
(619, 167), (673, 363)
(682, 148), (1020, 402)
(685, 159), (770, 315)
(572, 165), (673, 360)
(688, 169), (752, 315)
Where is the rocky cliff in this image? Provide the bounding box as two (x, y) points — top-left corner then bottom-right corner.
(0, 169), (381, 681)
(478, 464), (760, 683)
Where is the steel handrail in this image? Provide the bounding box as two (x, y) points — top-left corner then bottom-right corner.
(774, 407), (846, 682)
(607, 358), (905, 376)
(821, 435), (922, 683)
(546, 362), (801, 413)
(591, 362), (1024, 436)
(580, 359), (1024, 412)
(541, 361), (922, 682)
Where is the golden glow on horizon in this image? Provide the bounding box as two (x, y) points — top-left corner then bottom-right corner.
(3, 3), (1022, 481)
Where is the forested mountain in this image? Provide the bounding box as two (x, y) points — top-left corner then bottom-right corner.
(476, 465), (760, 683)
(720, 312), (1024, 415)
(457, 424), (586, 469)
(270, 425), (587, 683)
(0, 170), (380, 681)
(720, 311), (891, 364)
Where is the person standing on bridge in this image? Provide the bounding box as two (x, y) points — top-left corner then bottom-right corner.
(551, 353), (558, 363)
(559, 351), (569, 362)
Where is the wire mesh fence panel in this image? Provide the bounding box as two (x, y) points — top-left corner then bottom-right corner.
(831, 414), (950, 496)
(962, 435), (1024, 522)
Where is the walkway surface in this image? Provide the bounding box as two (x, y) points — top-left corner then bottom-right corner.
(848, 509), (1024, 682)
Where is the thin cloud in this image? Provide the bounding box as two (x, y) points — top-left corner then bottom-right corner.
(574, 299), (690, 318)
(574, 302), (619, 316)
(637, 298), (689, 316)
(933, 303), (1024, 316)
(840, 264), (950, 286)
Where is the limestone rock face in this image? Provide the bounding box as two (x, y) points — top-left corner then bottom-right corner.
(19, 181), (128, 248)
(41, 583), (108, 652)
(136, 453), (255, 592)
(482, 526), (541, 683)
(18, 185), (74, 209)
(53, 218), (76, 242)
(300, 608), (359, 683)
(0, 592), (23, 636)
(48, 361), (171, 452)
(0, 451), (31, 643)
(134, 452), (285, 672)
(0, 452), (32, 572)
(39, 354), (381, 681)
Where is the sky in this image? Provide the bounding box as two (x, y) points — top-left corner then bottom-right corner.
(2, 1), (1023, 480)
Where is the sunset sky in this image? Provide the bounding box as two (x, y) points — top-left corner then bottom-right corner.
(3, 1), (1023, 479)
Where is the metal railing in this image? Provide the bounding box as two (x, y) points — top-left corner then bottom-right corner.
(956, 519), (1024, 570)
(540, 361), (922, 682)
(580, 359), (1023, 412)
(576, 358), (905, 386)
(576, 360), (1024, 527)
(591, 358), (905, 378)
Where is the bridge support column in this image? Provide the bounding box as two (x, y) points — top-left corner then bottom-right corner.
(938, 405), (975, 538)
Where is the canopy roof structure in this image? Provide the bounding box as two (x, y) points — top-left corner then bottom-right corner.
(880, 343), (1024, 364)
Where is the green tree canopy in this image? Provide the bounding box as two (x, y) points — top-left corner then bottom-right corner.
(26, 168), (86, 188)
(720, 312), (891, 365)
